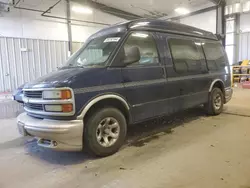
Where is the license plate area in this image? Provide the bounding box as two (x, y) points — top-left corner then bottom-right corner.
(17, 122), (27, 136)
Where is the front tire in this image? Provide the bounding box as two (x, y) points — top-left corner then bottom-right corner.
(84, 107), (127, 157)
(205, 87), (224, 115)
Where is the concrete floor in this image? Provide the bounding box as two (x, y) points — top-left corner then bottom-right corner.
(1, 88), (250, 188)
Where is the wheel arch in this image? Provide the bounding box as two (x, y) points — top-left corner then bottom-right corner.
(78, 94), (131, 124)
(209, 79), (225, 93)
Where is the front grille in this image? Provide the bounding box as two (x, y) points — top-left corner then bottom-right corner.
(22, 88), (74, 116)
(24, 91), (43, 98)
(25, 103), (43, 111)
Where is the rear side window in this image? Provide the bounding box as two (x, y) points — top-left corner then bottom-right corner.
(203, 42), (227, 70)
(168, 38), (203, 73)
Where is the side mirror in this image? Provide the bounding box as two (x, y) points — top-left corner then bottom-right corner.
(124, 46), (140, 65)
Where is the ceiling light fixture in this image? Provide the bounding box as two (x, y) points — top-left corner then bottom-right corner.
(72, 6), (93, 14)
(175, 7), (190, 15)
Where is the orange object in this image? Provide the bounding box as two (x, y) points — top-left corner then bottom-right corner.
(62, 104), (73, 112)
(61, 90), (72, 99)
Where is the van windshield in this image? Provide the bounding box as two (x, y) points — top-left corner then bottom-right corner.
(66, 33), (123, 67)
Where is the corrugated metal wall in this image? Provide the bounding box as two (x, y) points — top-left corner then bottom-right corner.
(239, 32), (250, 61)
(0, 37), (83, 92)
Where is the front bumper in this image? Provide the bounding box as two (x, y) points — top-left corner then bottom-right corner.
(225, 87), (233, 103)
(17, 113), (83, 151)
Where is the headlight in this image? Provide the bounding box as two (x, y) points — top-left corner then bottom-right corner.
(44, 104), (73, 112)
(43, 90), (72, 99)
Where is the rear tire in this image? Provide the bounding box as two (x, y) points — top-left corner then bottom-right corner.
(205, 87), (224, 115)
(84, 107), (127, 157)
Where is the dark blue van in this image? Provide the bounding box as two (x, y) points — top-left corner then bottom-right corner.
(17, 19), (233, 156)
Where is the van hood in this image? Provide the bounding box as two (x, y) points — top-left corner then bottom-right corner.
(24, 68), (91, 89)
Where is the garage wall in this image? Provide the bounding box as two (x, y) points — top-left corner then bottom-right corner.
(0, 2), (125, 42)
(239, 32), (250, 61)
(240, 12), (250, 33)
(177, 11), (250, 63)
(180, 10), (216, 33)
(224, 12), (250, 63)
(233, 13), (250, 62)
(0, 2), (126, 92)
(238, 13), (250, 61)
(0, 36), (83, 92)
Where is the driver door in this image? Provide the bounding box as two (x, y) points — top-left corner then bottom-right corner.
(120, 32), (167, 122)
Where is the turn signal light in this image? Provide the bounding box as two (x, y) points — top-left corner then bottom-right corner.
(62, 104), (73, 112)
(61, 90), (72, 99)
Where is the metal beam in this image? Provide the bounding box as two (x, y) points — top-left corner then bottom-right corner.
(41, 0), (62, 15)
(13, 0), (109, 26)
(216, 0), (226, 46)
(209, 0), (222, 5)
(72, 0), (142, 20)
(40, 0), (110, 26)
(66, 0), (73, 55)
(14, 0), (44, 12)
(234, 14), (240, 63)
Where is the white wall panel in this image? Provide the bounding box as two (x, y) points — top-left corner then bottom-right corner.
(180, 10), (216, 33)
(238, 13), (250, 61)
(71, 24), (103, 42)
(239, 32), (250, 61)
(240, 13), (250, 32)
(0, 2), (125, 42)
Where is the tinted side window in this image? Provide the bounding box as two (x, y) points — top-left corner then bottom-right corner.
(203, 42), (227, 70)
(168, 38), (202, 73)
(123, 32), (159, 65)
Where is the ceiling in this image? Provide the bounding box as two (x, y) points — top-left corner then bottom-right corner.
(93, 0), (212, 18)
(0, 0), (218, 21)
(13, 0), (63, 10)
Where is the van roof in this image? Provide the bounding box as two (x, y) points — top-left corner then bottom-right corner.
(106, 19), (218, 40)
